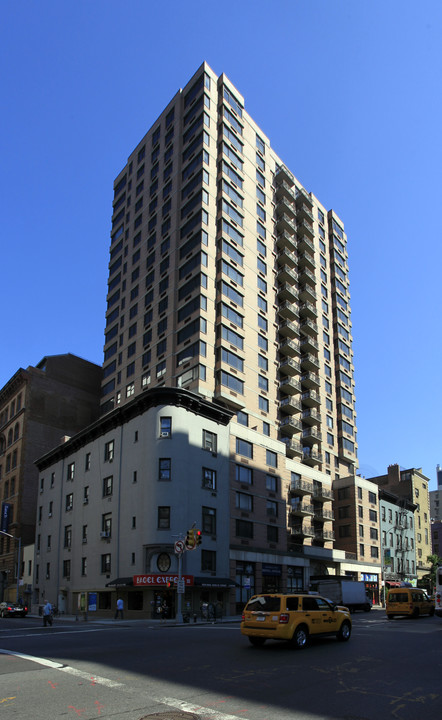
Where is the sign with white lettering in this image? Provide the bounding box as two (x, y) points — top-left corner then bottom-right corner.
(133, 574), (194, 587)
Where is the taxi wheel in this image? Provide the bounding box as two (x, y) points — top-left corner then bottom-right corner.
(337, 620), (351, 642)
(412, 608), (419, 618)
(249, 636), (266, 647)
(292, 624), (309, 649)
(429, 607), (435, 616)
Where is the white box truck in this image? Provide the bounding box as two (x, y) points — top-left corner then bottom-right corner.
(312, 579), (371, 612)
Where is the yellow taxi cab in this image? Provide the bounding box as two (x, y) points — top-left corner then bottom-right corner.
(386, 587), (435, 619)
(241, 593), (352, 649)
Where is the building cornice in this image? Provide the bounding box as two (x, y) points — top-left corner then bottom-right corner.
(35, 386), (233, 471)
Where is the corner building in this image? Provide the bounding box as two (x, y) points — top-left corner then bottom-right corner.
(102, 63), (357, 606)
(34, 63), (359, 617)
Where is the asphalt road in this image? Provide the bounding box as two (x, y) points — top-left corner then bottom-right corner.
(0, 610), (441, 720)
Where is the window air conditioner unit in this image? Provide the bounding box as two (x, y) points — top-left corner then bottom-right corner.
(100, 531), (109, 538)
(160, 431), (170, 437)
(83, 499), (88, 504)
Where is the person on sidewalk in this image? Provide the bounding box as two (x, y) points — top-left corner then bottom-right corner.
(114, 597), (124, 620)
(43, 601), (53, 627)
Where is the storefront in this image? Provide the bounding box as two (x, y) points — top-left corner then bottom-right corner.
(361, 572), (380, 605)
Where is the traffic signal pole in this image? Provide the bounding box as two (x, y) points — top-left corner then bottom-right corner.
(177, 549), (183, 623)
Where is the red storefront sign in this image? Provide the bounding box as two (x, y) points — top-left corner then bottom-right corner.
(133, 574), (194, 586)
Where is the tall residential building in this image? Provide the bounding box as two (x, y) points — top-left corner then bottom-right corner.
(0, 354), (102, 602)
(101, 62), (357, 477)
(430, 464), (442, 521)
(368, 464), (432, 582)
(32, 64), (360, 618)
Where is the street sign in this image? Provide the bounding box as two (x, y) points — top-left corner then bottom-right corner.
(174, 540), (185, 555)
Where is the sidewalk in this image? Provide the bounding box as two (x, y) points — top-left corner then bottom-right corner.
(28, 612), (243, 626)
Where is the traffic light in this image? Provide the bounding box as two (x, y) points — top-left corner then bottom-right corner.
(195, 529), (202, 546)
(185, 529), (195, 549)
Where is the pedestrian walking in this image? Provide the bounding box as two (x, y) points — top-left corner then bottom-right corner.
(43, 601), (53, 627)
(114, 597), (124, 619)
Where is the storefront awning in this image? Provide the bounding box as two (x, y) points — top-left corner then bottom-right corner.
(193, 577), (238, 589)
(105, 577), (134, 588)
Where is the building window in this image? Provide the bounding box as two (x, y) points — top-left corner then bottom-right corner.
(202, 506), (216, 535)
(65, 493), (73, 512)
(267, 525), (278, 543)
(159, 458), (171, 481)
(370, 546), (379, 558)
(81, 557), (87, 576)
(236, 492), (253, 511)
(236, 438), (253, 458)
(202, 467), (216, 490)
(64, 526), (72, 549)
(266, 450), (277, 467)
(102, 513), (112, 537)
(266, 500), (278, 517)
(101, 554), (111, 574)
(158, 506), (170, 529)
(103, 476), (113, 497)
(201, 550), (216, 572)
(236, 465), (252, 484)
(369, 509), (377, 522)
(338, 525), (351, 537)
(85, 453), (91, 471)
(266, 474), (277, 492)
(82, 525), (88, 544)
(67, 462), (75, 481)
(368, 491), (376, 504)
(202, 430), (217, 452)
(236, 519), (253, 538)
(160, 417), (171, 437)
(104, 440), (115, 462)
(62, 560), (71, 579)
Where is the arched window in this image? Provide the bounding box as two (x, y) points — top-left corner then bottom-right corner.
(7, 429), (13, 446)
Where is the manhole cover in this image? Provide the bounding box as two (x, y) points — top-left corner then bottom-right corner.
(139, 712), (199, 719)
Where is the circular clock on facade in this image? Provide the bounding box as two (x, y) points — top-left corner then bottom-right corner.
(157, 553), (171, 572)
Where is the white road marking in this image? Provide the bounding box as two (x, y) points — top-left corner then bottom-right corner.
(0, 647), (260, 719)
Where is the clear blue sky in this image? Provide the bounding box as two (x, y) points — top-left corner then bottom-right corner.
(2, 1), (441, 488)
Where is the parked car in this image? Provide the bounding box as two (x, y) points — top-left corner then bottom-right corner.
(386, 588), (435, 619)
(0, 601), (28, 618)
(241, 593), (352, 649)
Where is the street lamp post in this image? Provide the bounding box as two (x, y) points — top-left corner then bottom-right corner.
(0, 530), (21, 603)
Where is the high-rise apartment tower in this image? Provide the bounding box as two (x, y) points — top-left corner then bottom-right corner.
(100, 62), (357, 480)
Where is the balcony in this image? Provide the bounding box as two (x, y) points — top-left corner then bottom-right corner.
(313, 529), (335, 542)
(300, 353), (320, 372)
(276, 231), (297, 253)
(296, 203), (314, 224)
(299, 284), (317, 304)
(276, 213), (297, 235)
(290, 476), (314, 495)
(279, 396), (302, 415)
(279, 377), (301, 395)
(282, 437), (303, 458)
(301, 389), (320, 407)
(298, 266), (316, 287)
(301, 371), (320, 389)
(276, 195), (296, 218)
(214, 388), (245, 411)
(302, 448), (323, 467)
(280, 417), (302, 436)
(297, 219), (315, 242)
(299, 301), (318, 320)
(301, 407), (321, 425)
(277, 265), (298, 285)
(302, 426), (322, 444)
(278, 300), (299, 322)
(275, 179), (295, 201)
(289, 521), (315, 539)
(279, 338), (300, 357)
(312, 485), (334, 501)
(295, 187), (313, 209)
(278, 283), (298, 307)
(290, 501), (315, 518)
(298, 250), (315, 271)
(279, 319), (300, 339)
(275, 164), (295, 187)
(279, 357), (301, 376)
(277, 247), (297, 269)
(300, 319), (318, 337)
(300, 335), (319, 354)
(314, 507), (335, 522)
